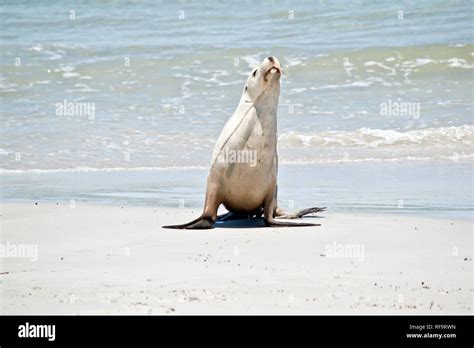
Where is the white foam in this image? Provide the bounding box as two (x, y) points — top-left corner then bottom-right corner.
(240, 54), (262, 69)
(311, 80), (372, 90)
(59, 66), (76, 72)
(0, 166), (209, 175)
(364, 61), (396, 75)
(289, 87), (307, 94)
(284, 56), (307, 67)
(445, 58), (474, 69)
(415, 58), (435, 66)
(278, 125), (474, 148)
(28, 44), (43, 52)
(63, 72), (80, 78)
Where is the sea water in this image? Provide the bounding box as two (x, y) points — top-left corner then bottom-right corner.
(0, 1), (472, 218)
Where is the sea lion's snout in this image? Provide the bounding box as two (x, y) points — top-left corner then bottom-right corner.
(269, 67), (280, 74)
(263, 56), (282, 81)
(244, 56), (282, 101)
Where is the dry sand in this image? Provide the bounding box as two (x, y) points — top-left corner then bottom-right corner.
(0, 202), (472, 314)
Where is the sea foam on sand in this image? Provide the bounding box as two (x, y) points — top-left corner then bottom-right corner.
(0, 203), (471, 314)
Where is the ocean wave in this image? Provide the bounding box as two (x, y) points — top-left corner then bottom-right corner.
(288, 44), (474, 88)
(1, 153), (472, 175)
(278, 125), (474, 148)
(279, 153), (474, 165)
(0, 166), (209, 175)
(1, 125), (473, 174)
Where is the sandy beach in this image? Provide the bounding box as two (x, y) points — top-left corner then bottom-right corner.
(1, 202), (471, 314)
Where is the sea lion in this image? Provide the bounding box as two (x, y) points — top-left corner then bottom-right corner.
(163, 56), (325, 229)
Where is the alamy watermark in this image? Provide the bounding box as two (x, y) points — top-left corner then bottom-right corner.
(380, 99), (420, 119)
(18, 322), (55, 341)
(324, 241), (365, 261)
(0, 242), (38, 262)
(55, 99), (95, 120)
(216, 149), (257, 167)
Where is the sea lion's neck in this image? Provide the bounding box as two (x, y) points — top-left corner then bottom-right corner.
(254, 88), (279, 133)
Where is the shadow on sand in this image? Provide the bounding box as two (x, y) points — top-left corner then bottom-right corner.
(215, 215), (325, 229)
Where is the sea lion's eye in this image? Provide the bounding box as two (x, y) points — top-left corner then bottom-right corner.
(245, 86), (248, 91)
(252, 69), (257, 77)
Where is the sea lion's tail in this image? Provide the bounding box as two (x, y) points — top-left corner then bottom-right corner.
(275, 206), (326, 220)
(162, 216), (215, 229)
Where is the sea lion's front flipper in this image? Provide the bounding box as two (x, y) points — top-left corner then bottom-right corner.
(162, 216), (215, 229)
(275, 206), (326, 219)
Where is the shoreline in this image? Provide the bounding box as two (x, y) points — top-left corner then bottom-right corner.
(1, 202), (472, 314)
(1, 162), (472, 221)
(1, 157), (473, 174)
(1, 200), (472, 222)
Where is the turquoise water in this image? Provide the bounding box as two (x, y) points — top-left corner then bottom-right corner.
(1, 163), (472, 220)
(1, 0), (473, 170)
(0, 1), (473, 218)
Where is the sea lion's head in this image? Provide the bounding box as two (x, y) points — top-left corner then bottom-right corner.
(244, 56), (282, 103)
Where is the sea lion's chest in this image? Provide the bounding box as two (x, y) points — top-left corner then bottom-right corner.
(213, 106), (277, 170)
(211, 106), (278, 211)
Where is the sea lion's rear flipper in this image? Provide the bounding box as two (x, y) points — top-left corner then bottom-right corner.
(275, 206), (326, 219)
(162, 216), (215, 229)
(264, 219), (320, 227)
(295, 206), (326, 218)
